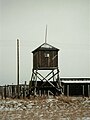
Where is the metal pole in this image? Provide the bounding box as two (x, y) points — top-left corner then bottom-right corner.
(45, 25), (47, 43)
(17, 39), (19, 98)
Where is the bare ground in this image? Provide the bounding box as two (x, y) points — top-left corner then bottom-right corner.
(0, 96), (90, 120)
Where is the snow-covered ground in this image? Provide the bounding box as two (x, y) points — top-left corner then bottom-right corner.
(0, 96), (90, 120)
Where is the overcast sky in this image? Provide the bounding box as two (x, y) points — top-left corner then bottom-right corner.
(0, 0), (90, 85)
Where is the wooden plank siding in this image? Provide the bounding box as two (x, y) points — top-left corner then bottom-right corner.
(33, 50), (58, 70)
(33, 51), (38, 69)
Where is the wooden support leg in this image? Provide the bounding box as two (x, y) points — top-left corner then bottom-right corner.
(56, 68), (61, 93)
(52, 70), (54, 81)
(23, 87), (25, 99)
(62, 85), (64, 95)
(34, 70), (37, 96)
(39, 90), (41, 96)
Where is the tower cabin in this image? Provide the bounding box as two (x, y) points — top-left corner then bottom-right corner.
(32, 43), (59, 70)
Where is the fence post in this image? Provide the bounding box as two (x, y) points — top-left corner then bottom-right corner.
(1, 87), (3, 99)
(67, 84), (69, 96)
(88, 84), (90, 97)
(82, 85), (85, 97)
(22, 86), (25, 99)
(4, 85), (6, 99)
(24, 81), (27, 98)
(12, 83), (14, 98)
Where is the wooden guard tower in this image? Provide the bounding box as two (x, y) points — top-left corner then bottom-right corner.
(30, 28), (61, 96)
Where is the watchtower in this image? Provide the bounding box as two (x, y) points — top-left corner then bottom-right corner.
(30, 28), (61, 96)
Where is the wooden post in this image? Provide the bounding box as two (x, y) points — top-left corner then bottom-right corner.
(52, 70), (54, 81)
(12, 83), (14, 98)
(15, 85), (17, 98)
(63, 85), (64, 95)
(22, 86), (25, 99)
(67, 85), (69, 96)
(17, 39), (20, 98)
(44, 90), (46, 96)
(88, 84), (90, 97)
(4, 85), (6, 99)
(29, 69), (33, 95)
(24, 81), (27, 98)
(82, 85), (84, 97)
(48, 90), (49, 97)
(34, 70), (37, 96)
(39, 90), (41, 96)
(1, 87), (3, 99)
(57, 68), (61, 90)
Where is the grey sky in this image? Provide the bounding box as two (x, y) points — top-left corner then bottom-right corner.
(0, 0), (90, 85)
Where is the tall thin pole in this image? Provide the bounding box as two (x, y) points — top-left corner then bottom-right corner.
(45, 25), (47, 43)
(17, 39), (19, 98)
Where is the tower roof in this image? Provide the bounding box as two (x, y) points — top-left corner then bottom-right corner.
(32, 43), (59, 53)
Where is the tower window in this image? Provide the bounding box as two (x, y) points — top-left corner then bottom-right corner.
(44, 53), (50, 57)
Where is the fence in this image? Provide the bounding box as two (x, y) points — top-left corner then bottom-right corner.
(0, 84), (30, 99)
(0, 78), (90, 99)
